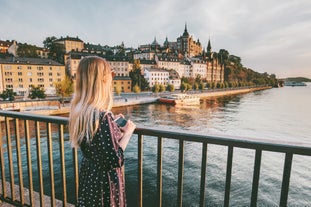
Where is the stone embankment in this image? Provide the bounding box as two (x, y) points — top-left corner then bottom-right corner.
(0, 86), (271, 116)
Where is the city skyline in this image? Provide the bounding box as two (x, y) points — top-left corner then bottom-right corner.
(1, 0), (310, 79)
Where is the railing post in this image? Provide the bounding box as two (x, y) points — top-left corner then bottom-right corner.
(46, 123), (55, 206)
(177, 139), (184, 207)
(157, 136), (163, 207)
(24, 120), (34, 206)
(0, 118), (7, 199)
(138, 134), (143, 207)
(35, 121), (44, 207)
(280, 153), (293, 207)
(251, 149), (262, 206)
(58, 124), (67, 206)
(5, 117), (15, 201)
(14, 118), (24, 204)
(199, 142), (208, 207)
(224, 146), (233, 207)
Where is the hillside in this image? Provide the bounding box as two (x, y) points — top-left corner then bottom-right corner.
(286, 77), (311, 82)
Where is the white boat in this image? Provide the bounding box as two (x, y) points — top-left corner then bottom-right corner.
(158, 94), (200, 105)
(284, 81), (307, 86)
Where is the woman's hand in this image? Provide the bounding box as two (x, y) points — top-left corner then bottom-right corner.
(118, 120), (136, 150)
(119, 120), (136, 134)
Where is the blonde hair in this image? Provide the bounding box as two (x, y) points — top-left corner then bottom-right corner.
(69, 56), (114, 148)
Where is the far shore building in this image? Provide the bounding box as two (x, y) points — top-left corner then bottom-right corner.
(144, 68), (170, 88)
(176, 24), (202, 57)
(113, 76), (132, 93)
(0, 40), (12, 54)
(54, 36), (84, 53)
(0, 57), (65, 96)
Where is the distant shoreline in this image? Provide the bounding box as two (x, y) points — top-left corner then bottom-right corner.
(1, 86), (272, 116)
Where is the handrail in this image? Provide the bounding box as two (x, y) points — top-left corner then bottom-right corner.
(0, 110), (310, 207)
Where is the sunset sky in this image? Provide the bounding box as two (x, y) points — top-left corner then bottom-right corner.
(1, 0), (310, 78)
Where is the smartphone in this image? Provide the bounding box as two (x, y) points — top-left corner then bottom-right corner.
(114, 117), (127, 127)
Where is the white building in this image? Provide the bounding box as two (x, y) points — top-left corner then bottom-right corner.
(144, 68), (170, 87)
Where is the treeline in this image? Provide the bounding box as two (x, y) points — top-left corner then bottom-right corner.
(208, 49), (279, 87)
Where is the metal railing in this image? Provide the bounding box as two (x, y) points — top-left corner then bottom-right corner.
(0, 110), (311, 206)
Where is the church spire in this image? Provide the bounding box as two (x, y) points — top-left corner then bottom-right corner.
(183, 22), (189, 37)
(207, 38), (212, 52)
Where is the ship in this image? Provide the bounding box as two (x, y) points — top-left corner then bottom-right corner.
(284, 81), (307, 86)
(158, 93), (200, 105)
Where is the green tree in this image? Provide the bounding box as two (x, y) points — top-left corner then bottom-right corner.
(129, 59), (149, 91)
(166, 84), (175, 92)
(133, 84), (141, 93)
(43, 36), (65, 64)
(17, 43), (38, 58)
(0, 89), (16, 101)
(54, 76), (74, 106)
(159, 84), (166, 92)
(180, 82), (187, 92)
(29, 85), (46, 99)
(152, 84), (160, 93)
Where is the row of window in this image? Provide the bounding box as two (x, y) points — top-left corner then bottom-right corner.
(4, 72), (62, 76)
(113, 81), (131, 85)
(5, 78), (61, 83)
(4, 65), (61, 70)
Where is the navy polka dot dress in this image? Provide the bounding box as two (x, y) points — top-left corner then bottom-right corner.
(77, 112), (126, 207)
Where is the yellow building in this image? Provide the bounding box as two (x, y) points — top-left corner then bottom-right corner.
(113, 76), (132, 93)
(0, 57), (65, 96)
(54, 36), (84, 53)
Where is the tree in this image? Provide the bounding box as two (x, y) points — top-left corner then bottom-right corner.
(129, 60), (149, 91)
(159, 84), (166, 92)
(166, 84), (175, 92)
(152, 84), (160, 93)
(0, 89), (16, 101)
(17, 43), (38, 58)
(28, 86), (46, 99)
(43, 36), (65, 63)
(133, 85), (141, 93)
(54, 76), (74, 106)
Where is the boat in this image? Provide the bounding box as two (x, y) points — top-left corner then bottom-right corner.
(158, 93), (200, 105)
(284, 81), (307, 86)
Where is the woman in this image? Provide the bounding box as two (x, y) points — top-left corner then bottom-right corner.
(69, 56), (136, 206)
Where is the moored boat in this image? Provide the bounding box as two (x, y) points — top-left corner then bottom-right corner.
(158, 93), (200, 105)
(284, 81), (307, 86)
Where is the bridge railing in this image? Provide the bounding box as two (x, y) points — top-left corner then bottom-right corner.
(0, 110), (311, 206)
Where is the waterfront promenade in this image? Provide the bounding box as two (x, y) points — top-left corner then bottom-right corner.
(0, 86), (271, 116)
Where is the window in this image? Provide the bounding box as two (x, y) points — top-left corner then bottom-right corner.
(49, 78), (53, 82)
(17, 66), (22, 69)
(29, 78), (32, 82)
(27, 66), (32, 70)
(49, 73), (52, 76)
(18, 72), (22, 76)
(18, 78), (23, 82)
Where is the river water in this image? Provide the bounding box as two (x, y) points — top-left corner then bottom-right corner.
(1, 85), (311, 206)
(110, 84), (311, 206)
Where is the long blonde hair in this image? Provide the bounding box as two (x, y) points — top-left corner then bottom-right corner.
(69, 56), (114, 148)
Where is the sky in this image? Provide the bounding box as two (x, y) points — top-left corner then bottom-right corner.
(1, 0), (310, 79)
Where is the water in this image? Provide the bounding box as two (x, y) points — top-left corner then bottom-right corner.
(1, 85), (311, 206)
(110, 85), (311, 206)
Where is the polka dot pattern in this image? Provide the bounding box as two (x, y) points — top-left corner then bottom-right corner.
(77, 112), (126, 207)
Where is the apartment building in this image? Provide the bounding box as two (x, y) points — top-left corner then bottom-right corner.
(0, 57), (65, 96)
(144, 68), (169, 87)
(54, 36), (84, 53)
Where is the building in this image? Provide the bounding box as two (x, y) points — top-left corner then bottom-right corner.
(0, 40), (12, 54)
(144, 68), (170, 87)
(0, 57), (65, 96)
(106, 56), (132, 77)
(176, 24), (202, 57)
(113, 76), (132, 93)
(54, 36), (84, 53)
